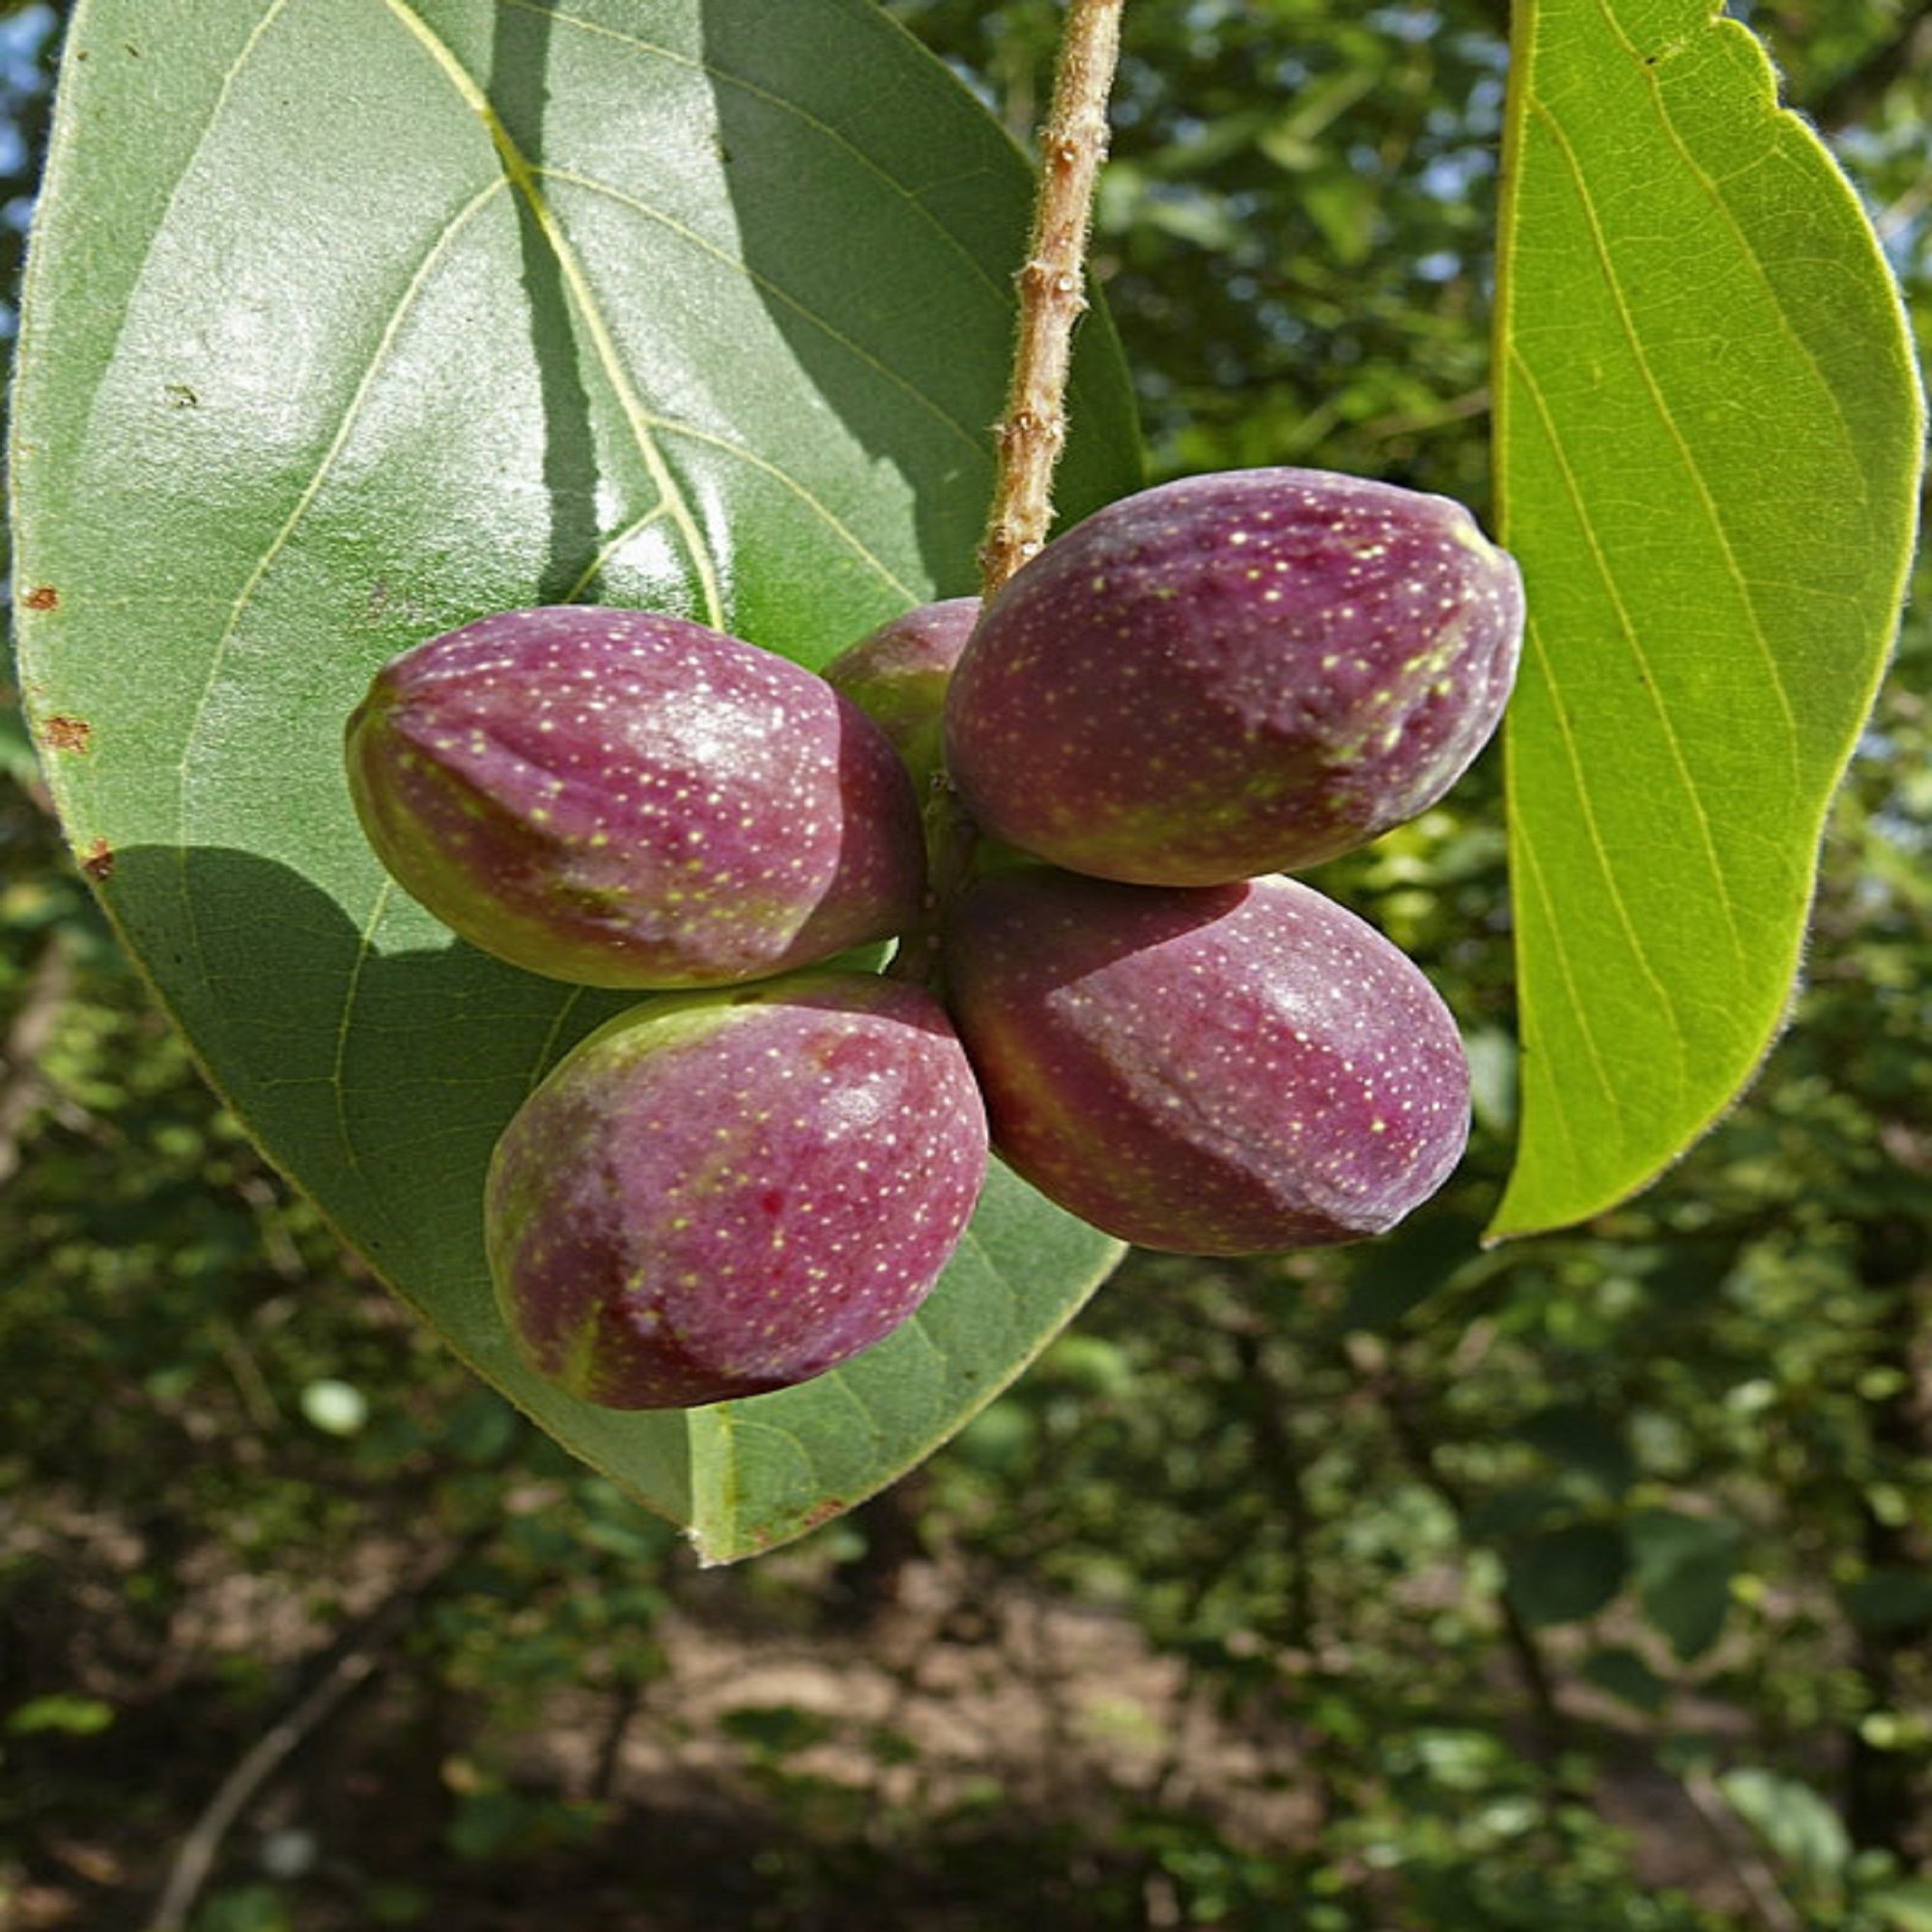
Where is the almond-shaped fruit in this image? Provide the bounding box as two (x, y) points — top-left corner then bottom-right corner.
(943, 468), (1523, 884)
(943, 867), (1468, 1255)
(488, 970), (988, 1409)
(346, 607), (926, 987)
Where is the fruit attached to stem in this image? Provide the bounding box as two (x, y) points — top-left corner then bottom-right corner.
(944, 467), (1523, 885)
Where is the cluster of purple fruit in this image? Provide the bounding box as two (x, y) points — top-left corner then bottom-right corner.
(345, 468), (1524, 1410)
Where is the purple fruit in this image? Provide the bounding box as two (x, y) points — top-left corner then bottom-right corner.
(822, 597), (981, 790)
(487, 970), (988, 1409)
(943, 468), (1524, 885)
(943, 868), (1468, 1255)
(346, 608), (926, 988)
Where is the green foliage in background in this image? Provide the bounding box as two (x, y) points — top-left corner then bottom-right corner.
(3, 0), (1928, 1925)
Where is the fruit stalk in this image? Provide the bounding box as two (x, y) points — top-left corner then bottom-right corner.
(977, 0), (1124, 599)
(891, 3), (1123, 988)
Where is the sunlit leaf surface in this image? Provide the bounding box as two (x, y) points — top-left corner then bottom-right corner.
(1492, 0), (1924, 1236)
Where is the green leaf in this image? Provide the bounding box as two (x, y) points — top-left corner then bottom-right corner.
(717, 1703), (836, 1757)
(1716, 1768), (1851, 1892)
(189, 1886), (296, 1932)
(1332, 1207), (1487, 1333)
(1502, 1520), (1628, 1626)
(1843, 1567), (1932, 1633)
(10, 0), (1138, 1559)
(1518, 1404), (1635, 1496)
(1865, 1882), (1932, 1932)
(1628, 1507), (1738, 1661)
(1491, 0), (1925, 1236)
(1463, 1478), (1569, 1544)
(1579, 1646), (1667, 1715)
(6, 1692), (117, 1737)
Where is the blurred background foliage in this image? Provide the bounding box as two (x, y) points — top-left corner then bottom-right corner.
(2, 1), (1928, 1926)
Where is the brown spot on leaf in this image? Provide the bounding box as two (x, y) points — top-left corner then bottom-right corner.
(799, 1496), (849, 1533)
(81, 838), (114, 882)
(42, 715), (91, 753)
(22, 585), (58, 611)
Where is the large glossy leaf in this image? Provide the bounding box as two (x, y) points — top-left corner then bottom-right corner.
(1491, 0), (1924, 1237)
(10, 0), (1138, 1561)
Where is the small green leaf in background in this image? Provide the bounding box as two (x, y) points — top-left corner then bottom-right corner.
(1580, 1646), (1668, 1716)
(190, 1887), (295, 1932)
(1503, 1520), (1628, 1626)
(1865, 1882), (1932, 1932)
(1716, 1767), (1852, 1896)
(5, 1692), (116, 1737)
(1332, 1208), (1488, 1333)
(10, 0), (1140, 1558)
(1492, 0), (1925, 1237)
(1628, 1507), (1739, 1662)
(1519, 1403), (1636, 1496)
(1843, 1566), (1932, 1632)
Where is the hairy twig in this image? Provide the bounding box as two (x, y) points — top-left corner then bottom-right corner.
(891, 0), (1123, 990)
(977, 0), (1124, 599)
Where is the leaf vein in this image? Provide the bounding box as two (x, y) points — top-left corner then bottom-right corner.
(544, 165), (992, 463)
(1522, 90), (1803, 788)
(1506, 345), (1745, 995)
(500, 0), (1010, 302)
(330, 878), (395, 1186)
(380, 0), (724, 628)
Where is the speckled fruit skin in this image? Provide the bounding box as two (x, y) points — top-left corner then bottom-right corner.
(821, 597), (981, 794)
(345, 608), (926, 988)
(487, 971), (988, 1410)
(943, 868), (1469, 1256)
(943, 468), (1524, 885)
